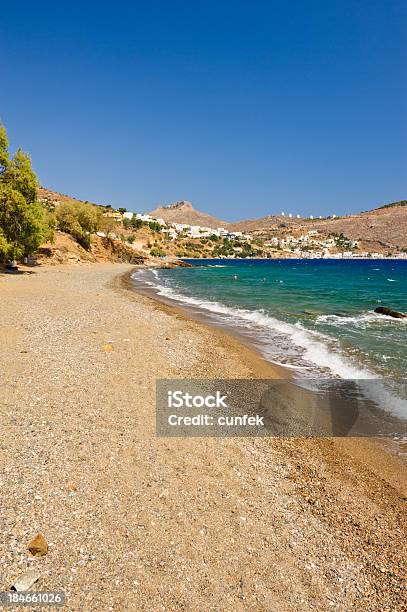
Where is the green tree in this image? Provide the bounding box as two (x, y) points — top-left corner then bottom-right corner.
(0, 124), (9, 169)
(131, 217), (143, 230)
(55, 201), (102, 249)
(148, 221), (162, 232)
(0, 124), (53, 262)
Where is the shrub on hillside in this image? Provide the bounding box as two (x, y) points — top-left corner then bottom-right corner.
(148, 221), (162, 232)
(55, 200), (102, 249)
(150, 247), (166, 257)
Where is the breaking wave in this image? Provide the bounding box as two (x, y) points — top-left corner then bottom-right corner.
(135, 270), (374, 379)
(316, 312), (407, 328)
(132, 269), (407, 418)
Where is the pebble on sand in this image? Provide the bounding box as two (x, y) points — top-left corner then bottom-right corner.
(28, 533), (48, 557)
(11, 569), (41, 592)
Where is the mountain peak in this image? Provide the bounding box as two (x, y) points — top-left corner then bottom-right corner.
(149, 201), (226, 229)
(161, 200), (194, 211)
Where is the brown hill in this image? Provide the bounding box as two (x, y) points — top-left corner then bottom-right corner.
(38, 186), (406, 252)
(35, 232), (146, 265)
(149, 201), (226, 229)
(230, 202), (407, 251)
(304, 205), (407, 251)
(38, 187), (109, 209)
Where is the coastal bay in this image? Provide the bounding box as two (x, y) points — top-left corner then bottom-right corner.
(0, 263), (406, 610)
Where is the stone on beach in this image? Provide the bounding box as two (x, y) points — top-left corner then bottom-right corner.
(11, 569), (41, 592)
(28, 533), (48, 557)
(374, 306), (406, 319)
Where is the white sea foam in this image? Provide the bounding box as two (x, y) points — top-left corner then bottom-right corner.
(316, 313), (379, 326)
(316, 312), (407, 327)
(135, 272), (374, 379)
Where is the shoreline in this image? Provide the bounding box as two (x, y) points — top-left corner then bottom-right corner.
(1, 263), (406, 609)
(124, 265), (407, 474)
(122, 264), (407, 475)
(127, 266), (407, 441)
(131, 261), (407, 382)
(117, 267), (288, 380)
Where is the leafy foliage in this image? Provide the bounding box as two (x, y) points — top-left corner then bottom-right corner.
(0, 123), (53, 261)
(55, 200), (102, 249)
(329, 232), (355, 251)
(148, 221), (162, 232)
(150, 247), (166, 257)
(123, 216), (144, 230)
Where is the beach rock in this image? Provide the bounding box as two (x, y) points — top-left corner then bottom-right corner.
(374, 306), (406, 319)
(28, 533), (48, 557)
(11, 569), (41, 592)
(164, 259), (193, 268)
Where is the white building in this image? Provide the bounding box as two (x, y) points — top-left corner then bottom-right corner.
(135, 213), (154, 222)
(162, 228), (177, 240)
(217, 228), (229, 236)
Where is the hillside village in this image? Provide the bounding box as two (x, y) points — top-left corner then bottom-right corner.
(38, 189), (407, 262)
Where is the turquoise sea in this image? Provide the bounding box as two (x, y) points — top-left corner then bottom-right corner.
(133, 259), (407, 418)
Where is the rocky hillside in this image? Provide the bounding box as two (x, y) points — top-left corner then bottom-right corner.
(38, 187), (108, 209)
(149, 201), (226, 229)
(38, 186), (407, 254)
(35, 232), (146, 265)
(150, 198), (407, 250)
(230, 202), (407, 251)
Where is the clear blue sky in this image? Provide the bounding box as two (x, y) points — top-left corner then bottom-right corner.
(0, 1), (405, 220)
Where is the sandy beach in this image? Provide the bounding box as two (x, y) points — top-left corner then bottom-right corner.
(0, 263), (406, 610)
